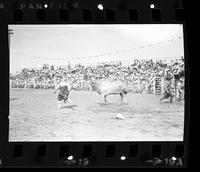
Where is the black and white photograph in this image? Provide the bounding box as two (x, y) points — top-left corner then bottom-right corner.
(9, 24), (185, 141)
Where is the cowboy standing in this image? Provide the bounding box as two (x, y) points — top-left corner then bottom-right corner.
(160, 68), (174, 103)
(177, 77), (184, 101)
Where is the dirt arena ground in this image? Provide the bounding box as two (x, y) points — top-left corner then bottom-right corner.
(9, 88), (184, 141)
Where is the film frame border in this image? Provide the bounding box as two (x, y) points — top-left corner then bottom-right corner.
(0, 0), (190, 168)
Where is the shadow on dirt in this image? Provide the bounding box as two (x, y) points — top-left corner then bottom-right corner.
(98, 102), (128, 106)
(118, 102), (129, 106)
(161, 101), (172, 104)
(98, 103), (115, 106)
(61, 105), (78, 109)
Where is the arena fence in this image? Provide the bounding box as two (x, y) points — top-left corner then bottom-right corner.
(144, 77), (177, 96)
(9, 77), (179, 97)
(10, 80), (55, 89)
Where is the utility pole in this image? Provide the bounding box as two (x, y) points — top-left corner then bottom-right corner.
(8, 29), (14, 88)
(8, 29), (13, 50)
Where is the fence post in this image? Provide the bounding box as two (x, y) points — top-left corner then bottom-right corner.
(173, 79), (176, 98)
(175, 79), (178, 98)
(24, 80), (27, 89)
(138, 79), (141, 93)
(161, 77), (164, 95)
(176, 80), (179, 99)
(153, 77), (156, 94)
(16, 79), (19, 88)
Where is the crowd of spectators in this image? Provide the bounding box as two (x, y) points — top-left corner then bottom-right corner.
(10, 57), (184, 93)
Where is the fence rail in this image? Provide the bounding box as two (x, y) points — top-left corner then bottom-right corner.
(9, 78), (178, 96)
(10, 80), (55, 89)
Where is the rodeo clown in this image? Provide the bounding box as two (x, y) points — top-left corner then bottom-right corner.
(160, 67), (174, 103)
(53, 78), (72, 109)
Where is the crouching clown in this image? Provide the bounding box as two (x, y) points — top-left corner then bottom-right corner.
(53, 79), (72, 109)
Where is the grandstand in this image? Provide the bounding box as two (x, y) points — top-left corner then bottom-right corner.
(10, 56), (184, 99)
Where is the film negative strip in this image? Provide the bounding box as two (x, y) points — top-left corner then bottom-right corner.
(0, 0), (190, 168)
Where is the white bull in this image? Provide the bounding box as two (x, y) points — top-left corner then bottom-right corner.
(90, 80), (128, 103)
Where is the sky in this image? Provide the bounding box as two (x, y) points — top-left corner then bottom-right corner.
(9, 24), (184, 74)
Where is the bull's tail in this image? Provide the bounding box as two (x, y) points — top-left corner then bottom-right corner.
(123, 89), (128, 95)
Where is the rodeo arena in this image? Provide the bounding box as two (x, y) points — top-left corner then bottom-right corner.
(9, 56), (185, 141)
(9, 25), (185, 141)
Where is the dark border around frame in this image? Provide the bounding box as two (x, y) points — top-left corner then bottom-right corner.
(0, 0), (190, 168)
